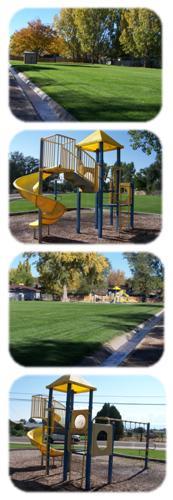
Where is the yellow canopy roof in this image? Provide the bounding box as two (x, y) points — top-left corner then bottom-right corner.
(77, 130), (124, 153)
(46, 375), (97, 394)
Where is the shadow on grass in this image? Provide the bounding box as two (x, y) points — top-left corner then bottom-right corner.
(10, 339), (103, 367)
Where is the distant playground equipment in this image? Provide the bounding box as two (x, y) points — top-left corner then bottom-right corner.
(27, 375), (150, 491)
(84, 287), (137, 304)
(13, 130), (134, 243)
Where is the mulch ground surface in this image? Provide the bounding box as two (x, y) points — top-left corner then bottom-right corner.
(9, 210), (161, 244)
(10, 449), (165, 492)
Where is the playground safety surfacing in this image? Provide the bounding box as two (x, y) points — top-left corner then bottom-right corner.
(10, 449), (165, 492)
(10, 210), (161, 244)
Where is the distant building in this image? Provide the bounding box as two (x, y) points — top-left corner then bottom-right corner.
(9, 284), (41, 301)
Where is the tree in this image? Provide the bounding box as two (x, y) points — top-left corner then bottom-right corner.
(120, 162), (136, 182)
(10, 19), (59, 57)
(119, 9), (161, 67)
(128, 131), (161, 159)
(123, 253), (163, 300)
(25, 252), (110, 299)
(108, 270), (126, 288)
(54, 9), (81, 60)
(128, 131), (162, 193)
(54, 8), (119, 63)
(74, 9), (116, 63)
(9, 261), (34, 286)
(9, 151), (39, 192)
(96, 403), (124, 440)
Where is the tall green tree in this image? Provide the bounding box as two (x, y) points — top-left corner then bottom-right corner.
(128, 131), (161, 159)
(54, 9), (81, 60)
(9, 261), (34, 286)
(120, 9), (161, 67)
(96, 403), (124, 440)
(123, 253), (163, 300)
(9, 152), (39, 192)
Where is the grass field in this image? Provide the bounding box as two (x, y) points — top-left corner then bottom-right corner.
(10, 302), (163, 366)
(9, 442), (165, 461)
(9, 193), (161, 215)
(10, 61), (161, 121)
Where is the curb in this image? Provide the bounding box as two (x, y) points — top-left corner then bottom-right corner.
(10, 67), (77, 122)
(101, 309), (164, 366)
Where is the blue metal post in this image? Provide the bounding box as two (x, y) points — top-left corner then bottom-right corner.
(130, 181), (135, 229)
(85, 390), (93, 491)
(38, 138), (44, 243)
(108, 423), (115, 484)
(95, 192), (99, 229)
(110, 168), (114, 225)
(98, 142), (104, 239)
(95, 149), (100, 229)
(144, 423), (150, 469)
(116, 149), (121, 231)
(46, 388), (53, 475)
(63, 384), (73, 481)
(76, 189), (81, 233)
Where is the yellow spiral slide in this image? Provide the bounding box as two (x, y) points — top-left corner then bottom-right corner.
(13, 165), (97, 229)
(27, 413), (64, 459)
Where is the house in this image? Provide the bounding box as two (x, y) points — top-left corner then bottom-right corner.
(9, 284), (41, 301)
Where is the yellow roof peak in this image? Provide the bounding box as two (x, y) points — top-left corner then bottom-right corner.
(46, 375), (97, 394)
(77, 130), (124, 153)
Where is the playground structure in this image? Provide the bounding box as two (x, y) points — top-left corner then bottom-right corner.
(84, 287), (137, 304)
(13, 130), (134, 243)
(27, 375), (151, 491)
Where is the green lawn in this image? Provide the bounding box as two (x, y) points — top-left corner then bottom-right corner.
(9, 442), (165, 461)
(10, 302), (163, 366)
(115, 448), (166, 461)
(10, 61), (161, 121)
(9, 193), (161, 215)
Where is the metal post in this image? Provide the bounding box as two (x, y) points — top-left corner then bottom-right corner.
(116, 149), (121, 231)
(85, 390), (93, 491)
(38, 138), (44, 243)
(54, 179), (58, 200)
(95, 192), (99, 229)
(46, 388), (53, 475)
(63, 384), (73, 482)
(98, 142), (104, 239)
(76, 189), (81, 234)
(95, 149), (100, 229)
(130, 181), (135, 229)
(144, 422), (150, 469)
(108, 423), (115, 484)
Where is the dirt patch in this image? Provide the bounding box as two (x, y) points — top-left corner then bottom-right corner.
(9, 210), (161, 244)
(9, 449), (165, 492)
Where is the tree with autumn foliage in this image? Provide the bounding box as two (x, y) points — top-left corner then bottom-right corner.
(107, 270), (126, 288)
(10, 19), (64, 57)
(24, 252), (110, 299)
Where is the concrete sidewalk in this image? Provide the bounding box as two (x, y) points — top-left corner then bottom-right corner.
(10, 68), (76, 122)
(9, 71), (40, 121)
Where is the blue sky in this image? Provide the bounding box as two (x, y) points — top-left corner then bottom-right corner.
(10, 130), (156, 172)
(9, 8), (60, 35)
(10, 375), (166, 427)
(10, 252), (132, 278)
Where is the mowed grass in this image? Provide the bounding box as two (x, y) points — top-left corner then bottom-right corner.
(10, 302), (163, 366)
(9, 193), (161, 215)
(10, 61), (161, 121)
(9, 442), (166, 461)
(114, 448), (166, 461)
